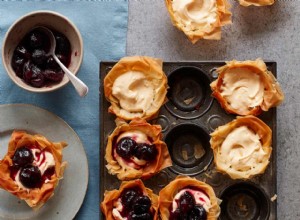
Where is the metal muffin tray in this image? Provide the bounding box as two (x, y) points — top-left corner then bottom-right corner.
(100, 61), (277, 220)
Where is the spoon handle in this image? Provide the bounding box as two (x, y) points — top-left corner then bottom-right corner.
(53, 55), (88, 97)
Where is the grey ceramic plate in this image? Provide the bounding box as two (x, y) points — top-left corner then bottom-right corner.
(0, 104), (88, 220)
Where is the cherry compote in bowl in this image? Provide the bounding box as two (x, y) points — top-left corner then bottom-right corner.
(2, 10), (83, 93)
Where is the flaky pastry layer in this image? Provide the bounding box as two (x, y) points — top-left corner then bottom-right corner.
(210, 59), (284, 116)
(239, 0), (274, 6)
(210, 116), (272, 179)
(165, 0), (232, 43)
(101, 179), (159, 220)
(0, 131), (67, 209)
(104, 56), (168, 121)
(105, 118), (172, 180)
(158, 176), (220, 220)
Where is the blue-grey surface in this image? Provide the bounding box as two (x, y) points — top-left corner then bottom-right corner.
(127, 0), (300, 219)
(0, 1), (128, 219)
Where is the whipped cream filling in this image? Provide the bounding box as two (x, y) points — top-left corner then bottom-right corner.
(219, 126), (267, 171)
(115, 131), (151, 169)
(172, 188), (211, 212)
(112, 71), (155, 114)
(15, 148), (55, 189)
(220, 67), (264, 113)
(172, 0), (218, 32)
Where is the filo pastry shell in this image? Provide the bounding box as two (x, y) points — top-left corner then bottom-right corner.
(210, 59), (284, 116)
(105, 118), (172, 180)
(165, 0), (232, 43)
(104, 56), (168, 121)
(0, 131), (67, 209)
(210, 116), (272, 179)
(239, 0), (274, 6)
(101, 179), (158, 220)
(158, 176), (220, 220)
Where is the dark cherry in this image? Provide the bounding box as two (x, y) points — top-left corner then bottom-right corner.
(55, 33), (71, 55)
(56, 54), (69, 66)
(189, 205), (207, 220)
(134, 144), (157, 161)
(179, 191), (195, 214)
(43, 69), (64, 82)
(116, 137), (137, 159)
(121, 189), (140, 208)
(14, 45), (31, 59)
(46, 56), (59, 70)
(29, 65), (45, 88)
(12, 147), (33, 167)
(32, 49), (47, 65)
(133, 196), (151, 214)
(19, 165), (42, 188)
(11, 55), (26, 78)
(129, 212), (151, 220)
(28, 30), (45, 49)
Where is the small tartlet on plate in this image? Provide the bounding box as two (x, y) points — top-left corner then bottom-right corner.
(210, 116), (272, 179)
(105, 118), (172, 180)
(210, 59), (284, 116)
(158, 176), (220, 220)
(165, 0), (232, 43)
(0, 131), (67, 209)
(101, 179), (158, 220)
(104, 56), (168, 121)
(238, 0), (274, 6)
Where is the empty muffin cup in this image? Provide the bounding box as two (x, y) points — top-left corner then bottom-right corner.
(165, 123), (213, 175)
(220, 182), (270, 220)
(165, 66), (213, 119)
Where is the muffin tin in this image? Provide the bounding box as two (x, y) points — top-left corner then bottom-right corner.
(100, 61), (277, 220)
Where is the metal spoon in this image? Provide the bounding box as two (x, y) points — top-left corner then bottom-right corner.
(35, 26), (88, 97)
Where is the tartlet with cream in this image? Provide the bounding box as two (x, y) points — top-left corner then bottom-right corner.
(238, 0), (274, 6)
(105, 118), (172, 180)
(0, 131), (67, 209)
(158, 176), (220, 220)
(104, 56), (168, 121)
(165, 0), (232, 43)
(210, 59), (284, 116)
(101, 179), (158, 220)
(210, 116), (272, 179)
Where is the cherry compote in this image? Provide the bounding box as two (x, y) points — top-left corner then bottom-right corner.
(119, 188), (153, 220)
(170, 190), (208, 220)
(10, 146), (55, 189)
(11, 28), (71, 88)
(115, 136), (157, 163)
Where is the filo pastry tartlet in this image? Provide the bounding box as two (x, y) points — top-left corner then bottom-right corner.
(104, 56), (168, 121)
(101, 179), (158, 220)
(105, 118), (172, 180)
(210, 116), (272, 179)
(0, 131), (67, 209)
(238, 0), (274, 6)
(210, 59), (284, 116)
(158, 176), (220, 220)
(165, 0), (232, 43)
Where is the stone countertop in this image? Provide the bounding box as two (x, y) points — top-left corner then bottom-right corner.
(127, 0), (300, 219)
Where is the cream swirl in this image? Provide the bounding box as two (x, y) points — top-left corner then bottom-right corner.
(220, 67), (264, 114)
(219, 126), (267, 172)
(171, 0), (218, 32)
(112, 71), (155, 114)
(172, 188), (211, 212)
